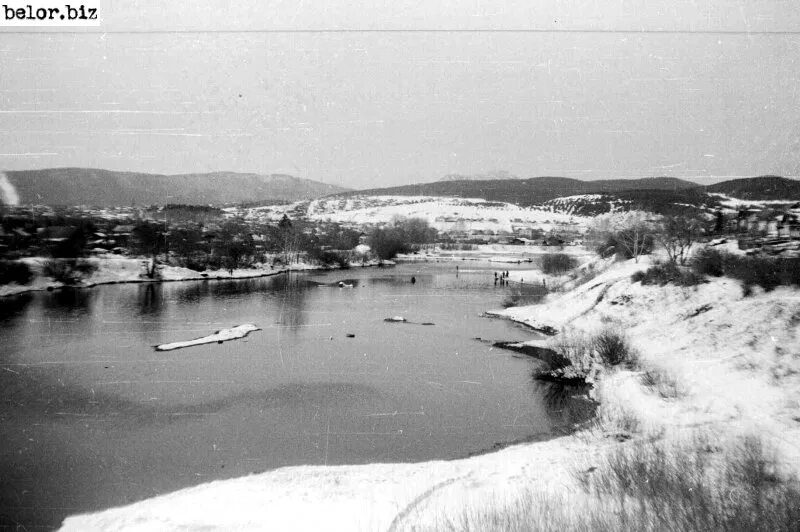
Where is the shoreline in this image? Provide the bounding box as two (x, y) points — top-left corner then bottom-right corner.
(0, 256), (392, 299)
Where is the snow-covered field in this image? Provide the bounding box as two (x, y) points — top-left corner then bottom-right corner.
(60, 250), (800, 531)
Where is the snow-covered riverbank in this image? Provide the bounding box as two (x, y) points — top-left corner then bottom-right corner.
(0, 256), (386, 298)
(60, 253), (800, 531)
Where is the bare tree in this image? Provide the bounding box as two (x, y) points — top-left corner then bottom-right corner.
(589, 211), (656, 263)
(615, 222), (654, 263)
(277, 215), (301, 265)
(658, 215), (703, 265)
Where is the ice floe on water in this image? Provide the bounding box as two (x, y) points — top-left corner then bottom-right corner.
(154, 324), (261, 351)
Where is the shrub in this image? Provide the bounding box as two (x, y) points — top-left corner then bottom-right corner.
(594, 232), (655, 262)
(179, 252), (210, 272)
(540, 253), (577, 275)
(594, 234), (618, 258)
(631, 262), (705, 287)
(691, 249), (800, 293)
(368, 228), (410, 260)
(501, 283), (549, 308)
(692, 247), (726, 276)
(640, 367), (684, 399)
(593, 329), (636, 367)
(43, 259), (97, 284)
(205, 254), (224, 271)
(549, 329), (595, 372)
(727, 256), (800, 293)
(0, 261), (33, 285)
(545, 328), (636, 378)
(658, 215), (704, 265)
(319, 250), (351, 269)
(368, 217), (436, 260)
(581, 435), (800, 532)
(438, 243), (477, 251)
(415, 435), (800, 532)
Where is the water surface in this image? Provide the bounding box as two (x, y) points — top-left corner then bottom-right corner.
(0, 262), (573, 529)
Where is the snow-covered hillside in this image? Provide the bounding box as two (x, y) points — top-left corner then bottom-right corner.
(303, 195), (588, 233)
(539, 194), (620, 216)
(708, 192), (800, 210)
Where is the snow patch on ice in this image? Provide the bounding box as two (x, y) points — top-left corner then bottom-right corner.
(155, 324), (261, 351)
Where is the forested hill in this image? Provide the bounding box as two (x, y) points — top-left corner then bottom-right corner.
(706, 175), (800, 200)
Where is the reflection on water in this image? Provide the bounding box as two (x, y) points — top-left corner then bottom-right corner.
(0, 263), (563, 530)
(270, 274), (311, 330)
(0, 292), (32, 324)
(42, 286), (97, 315)
(136, 283), (163, 316)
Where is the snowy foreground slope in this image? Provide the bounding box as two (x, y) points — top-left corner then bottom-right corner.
(61, 256), (800, 531)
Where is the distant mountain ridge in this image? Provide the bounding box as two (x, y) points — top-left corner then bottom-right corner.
(2, 168), (349, 206)
(4, 168), (797, 210)
(337, 174), (800, 216)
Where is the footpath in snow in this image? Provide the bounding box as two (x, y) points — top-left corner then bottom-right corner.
(60, 254), (800, 531)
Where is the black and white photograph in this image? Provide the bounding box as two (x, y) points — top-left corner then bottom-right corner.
(1, 1), (800, 530)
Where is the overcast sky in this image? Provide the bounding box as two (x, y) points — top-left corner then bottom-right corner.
(1, 0), (799, 188)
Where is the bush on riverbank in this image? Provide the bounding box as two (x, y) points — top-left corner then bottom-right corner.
(368, 216), (437, 260)
(178, 251), (211, 272)
(43, 259), (97, 284)
(576, 435), (800, 532)
(692, 248), (800, 294)
(316, 250), (351, 269)
(631, 261), (705, 287)
(0, 261), (33, 285)
(547, 328), (637, 373)
(501, 283), (549, 308)
(593, 329), (637, 368)
(438, 243), (477, 251)
(540, 253), (577, 275)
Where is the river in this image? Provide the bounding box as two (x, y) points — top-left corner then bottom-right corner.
(0, 262), (584, 529)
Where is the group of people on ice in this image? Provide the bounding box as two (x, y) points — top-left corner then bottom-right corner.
(494, 270), (511, 286)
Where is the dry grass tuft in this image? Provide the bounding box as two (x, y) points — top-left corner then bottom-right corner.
(410, 434), (800, 532)
(640, 367), (685, 399)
